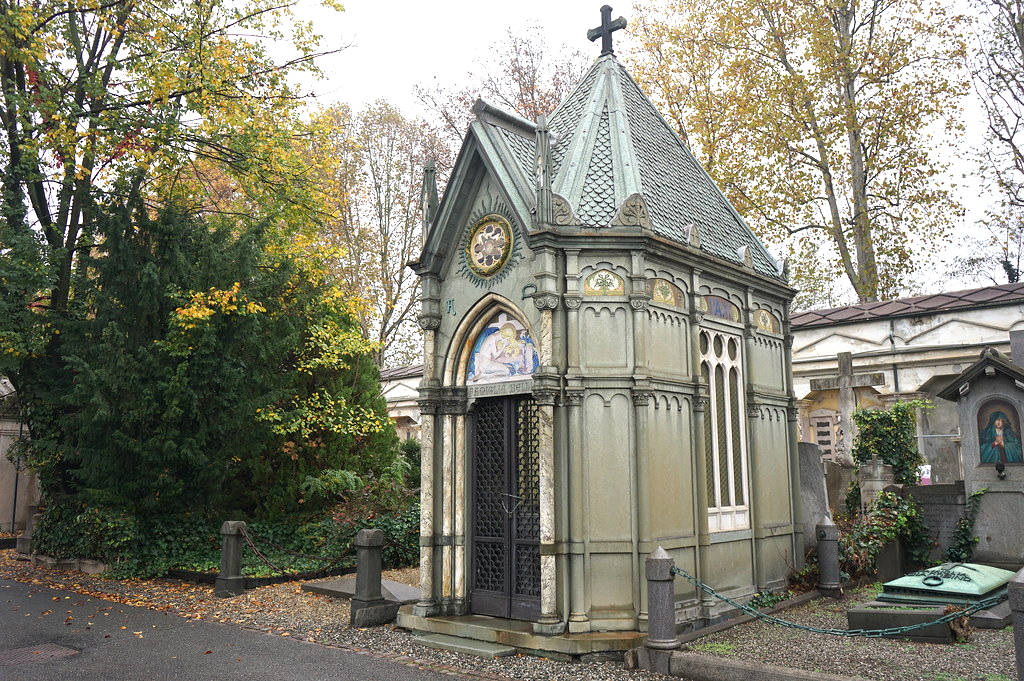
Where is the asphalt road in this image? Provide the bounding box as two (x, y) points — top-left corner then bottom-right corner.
(0, 578), (455, 681)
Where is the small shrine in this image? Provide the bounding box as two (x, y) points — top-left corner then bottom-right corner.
(937, 338), (1024, 570)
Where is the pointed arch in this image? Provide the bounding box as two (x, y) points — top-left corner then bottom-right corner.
(443, 293), (538, 387)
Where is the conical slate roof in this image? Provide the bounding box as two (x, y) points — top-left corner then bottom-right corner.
(485, 55), (781, 279)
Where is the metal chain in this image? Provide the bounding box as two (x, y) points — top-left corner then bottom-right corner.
(239, 525), (286, 575)
(238, 526), (353, 578)
(669, 565), (1002, 638)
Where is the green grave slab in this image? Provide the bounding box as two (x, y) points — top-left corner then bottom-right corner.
(876, 562), (1014, 606)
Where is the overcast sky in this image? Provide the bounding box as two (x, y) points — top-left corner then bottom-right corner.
(289, 0), (995, 297)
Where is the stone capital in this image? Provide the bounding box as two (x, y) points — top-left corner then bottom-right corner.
(417, 398), (441, 415)
(630, 296), (650, 311)
(563, 294), (582, 310)
(533, 293), (560, 310)
(417, 314), (441, 331)
(533, 388), (560, 407)
(564, 389), (584, 406)
(694, 396), (709, 413)
(632, 390), (653, 407)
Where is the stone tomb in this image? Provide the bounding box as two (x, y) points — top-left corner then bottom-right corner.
(937, 335), (1024, 569)
(399, 7), (802, 655)
(847, 563), (1015, 641)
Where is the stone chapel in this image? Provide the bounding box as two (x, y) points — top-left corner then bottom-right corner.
(403, 10), (801, 642)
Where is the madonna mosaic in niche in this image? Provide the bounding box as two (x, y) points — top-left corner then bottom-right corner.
(977, 399), (1023, 464)
(467, 313), (539, 384)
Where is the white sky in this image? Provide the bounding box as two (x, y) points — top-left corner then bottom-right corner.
(289, 0), (996, 298)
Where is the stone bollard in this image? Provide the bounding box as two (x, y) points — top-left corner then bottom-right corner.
(643, 546), (680, 674)
(214, 521), (247, 598)
(15, 506), (39, 555)
(349, 528), (400, 627)
(816, 517), (842, 597)
(1010, 567), (1024, 681)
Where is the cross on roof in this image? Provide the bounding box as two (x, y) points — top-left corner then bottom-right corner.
(587, 5), (626, 56)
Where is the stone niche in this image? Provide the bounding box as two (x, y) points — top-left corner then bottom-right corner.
(937, 335), (1024, 570)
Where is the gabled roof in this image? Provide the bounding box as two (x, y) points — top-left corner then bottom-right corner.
(466, 54), (782, 280)
(380, 364), (424, 381)
(936, 348), (1024, 402)
(792, 282), (1024, 329)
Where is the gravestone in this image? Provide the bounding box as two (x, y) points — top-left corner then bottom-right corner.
(809, 352), (885, 465)
(798, 443), (831, 553)
(858, 456), (896, 512)
(937, 337), (1024, 569)
(904, 482), (966, 562)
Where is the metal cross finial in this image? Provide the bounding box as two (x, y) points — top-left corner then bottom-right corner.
(587, 5), (627, 56)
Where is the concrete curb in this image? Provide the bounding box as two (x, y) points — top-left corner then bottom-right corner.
(641, 650), (869, 681)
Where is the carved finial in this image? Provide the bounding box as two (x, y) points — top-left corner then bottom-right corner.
(421, 158), (439, 246)
(737, 245), (754, 269)
(535, 114), (552, 226)
(780, 257), (790, 283)
(684, 223), (701, 248)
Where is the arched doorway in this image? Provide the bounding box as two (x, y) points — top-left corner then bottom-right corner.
(449, 304), (542, 620)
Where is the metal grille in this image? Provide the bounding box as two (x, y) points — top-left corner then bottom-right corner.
(474, 542), (506, 593)
(715, 364), (729, 506)
(515, 544), (541, 598)
(474, 400), (507, 539)
(729, 367), (744, 505)
(702, 362), (714, 502)
(514, 399), (540, 542)
(471, 395), (541, 619)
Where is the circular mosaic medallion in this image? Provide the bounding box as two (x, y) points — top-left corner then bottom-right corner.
(465, 214), (513, 277)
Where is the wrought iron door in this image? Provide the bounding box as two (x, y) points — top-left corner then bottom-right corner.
(470, 396), (541, 620)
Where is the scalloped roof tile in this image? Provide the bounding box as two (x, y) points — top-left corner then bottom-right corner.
(479, 55), (782, 279)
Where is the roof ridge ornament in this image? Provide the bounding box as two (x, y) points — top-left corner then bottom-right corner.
(587, 5), (626, 56)
(611, 192), (652, 228)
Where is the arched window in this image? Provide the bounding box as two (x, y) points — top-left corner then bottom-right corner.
(699, 330), (749, 531)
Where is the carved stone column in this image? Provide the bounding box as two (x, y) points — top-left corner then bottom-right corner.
(414, 312), (441, 616)
(565, 388), (588, 631)
(693, 395), (714, 618)
(451, 394), (468, 613)
(415, 397), (440, 616)
(533, 385), (563, 634)
(633, 388), (653, 626)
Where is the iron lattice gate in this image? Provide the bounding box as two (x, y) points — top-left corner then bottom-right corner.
(470, 396), (541, 620)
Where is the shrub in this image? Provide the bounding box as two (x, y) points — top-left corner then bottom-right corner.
(851, 400), (930, 485)
(838, 491), (932, 579)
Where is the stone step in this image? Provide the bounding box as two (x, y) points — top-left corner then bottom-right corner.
(413, 632), (517, 658)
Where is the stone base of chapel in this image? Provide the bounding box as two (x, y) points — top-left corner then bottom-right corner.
(395, 605), (645, 659)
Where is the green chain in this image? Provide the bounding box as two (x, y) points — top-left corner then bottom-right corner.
(669, 565), (1003, 638)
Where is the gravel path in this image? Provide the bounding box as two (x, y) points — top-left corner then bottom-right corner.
(0, 551), (1016, 680)
(683, 586), (1018, 681)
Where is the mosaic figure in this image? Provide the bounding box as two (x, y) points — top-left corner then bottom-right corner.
(468, 314), (539, 384)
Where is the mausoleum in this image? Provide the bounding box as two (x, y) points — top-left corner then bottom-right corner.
(403, 9), (801, 643)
